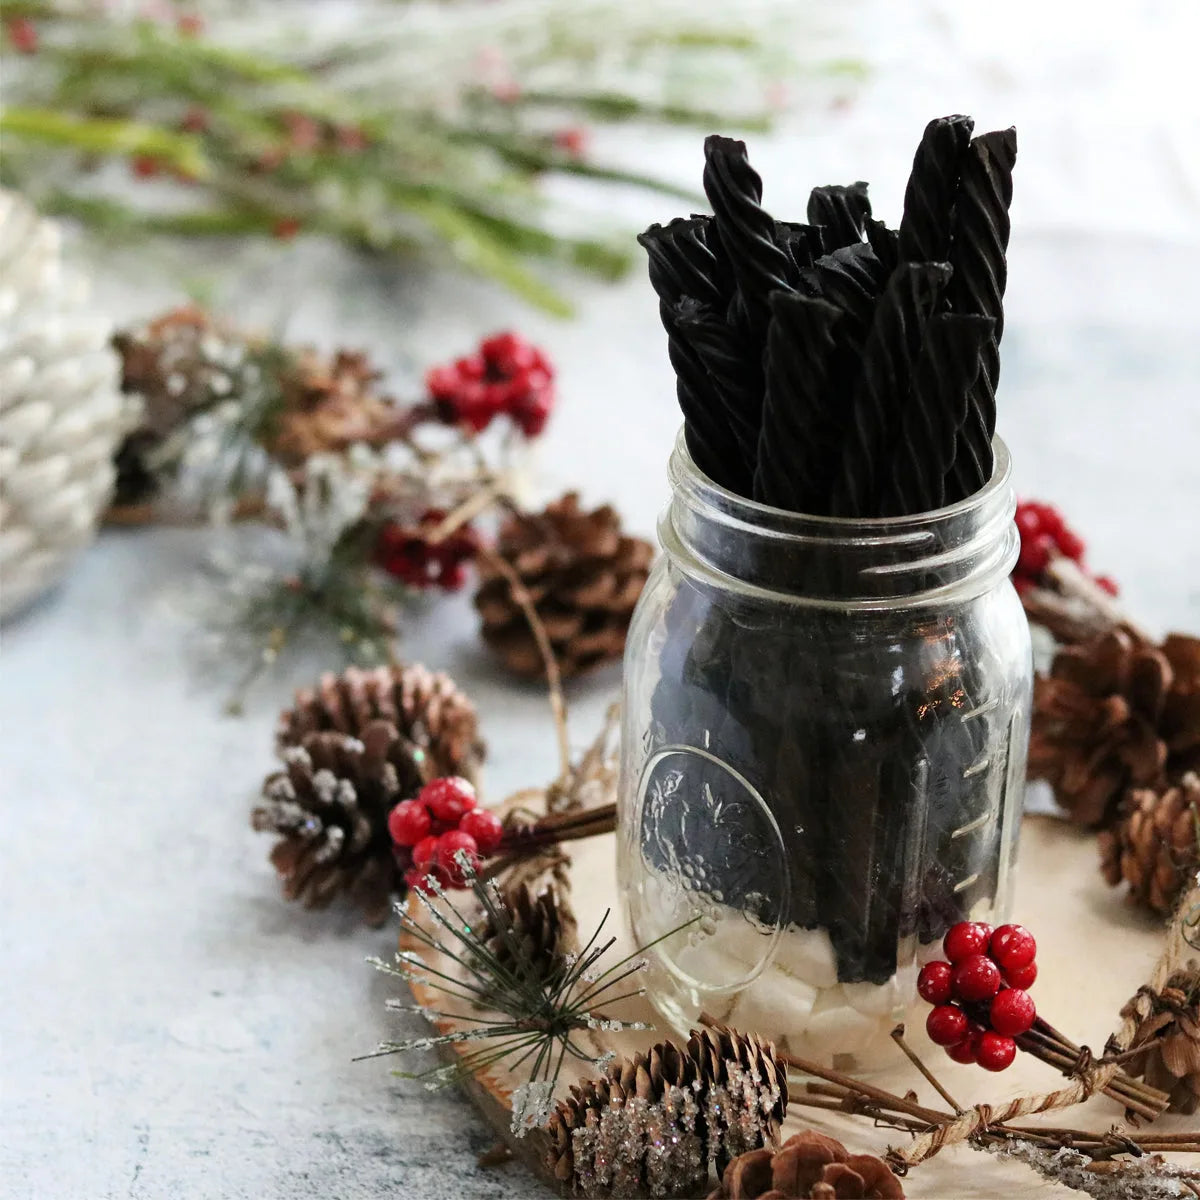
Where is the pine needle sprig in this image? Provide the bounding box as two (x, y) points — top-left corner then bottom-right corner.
(361, 851), (695, 1134)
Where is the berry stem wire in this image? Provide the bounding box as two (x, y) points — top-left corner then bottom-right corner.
(475, 542), (570, 780)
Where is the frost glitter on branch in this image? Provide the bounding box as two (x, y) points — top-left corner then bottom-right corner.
(360, 851), (692, 1136)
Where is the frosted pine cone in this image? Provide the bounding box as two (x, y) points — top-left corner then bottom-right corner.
(0, 190), (134, 616)
(475, 492), (653, 680)
(1028, 628), (1200, 828)
(1099, 773), (1200, 915)
(547, 1027), (787, 1196)
(277, 662), (484, 784)
(708, 1131), (905, 1199)
(252, 720), (404, 926)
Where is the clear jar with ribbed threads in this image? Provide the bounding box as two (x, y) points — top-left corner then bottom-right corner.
(618, 429), (1032, 1067)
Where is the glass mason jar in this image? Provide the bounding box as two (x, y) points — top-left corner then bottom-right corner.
(618, 430), (1032, 1067)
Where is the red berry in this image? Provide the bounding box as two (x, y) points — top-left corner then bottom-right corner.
(946, 1037), (978, 1064)
(976, 1031), (1017, 1072)
(387, 799), (432, 848)
(1014, 505), (1042, 540)
(1095, 575), (1119, 597)
(917, 961), (954, 1006)
(273, 217), (302, 240)
(1055, 527), (1085, 562)
(131, 155), (161, 179)
(990, 924), (1037, 971)
(1003, 960), (1038, 990)
(411, 834), (440, 872)
(7, 17), (39, 54)
(420, 777), (477, 824)
(480, 331), (524, 363)
(458, 807), (504, 855)
(436, 829), (479, 885)
(404, 865), (445, 896)
(943, 922), (993, 964)
(553, 127), (589, 158)
(1030, 503), (1063, 534)
(990, 988), (1037, 1036)
(926, 1004), (969, 1047)
(181, 106), (209, 133)
(1016, 532), (1055, 576)
(951, 954), (1002, 1003)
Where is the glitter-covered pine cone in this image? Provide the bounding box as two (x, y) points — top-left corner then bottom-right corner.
(277, 662), (484, 785)
(1028, 628), (1200, 828)
(546, 1027), (787, 1197)
(1120, 971), (1200, 1114)
(252, 720), (404, 926)
(708, 1131), (905, 1199)
(475, 493), (653, 681)
(1099, 773), (1200, 915)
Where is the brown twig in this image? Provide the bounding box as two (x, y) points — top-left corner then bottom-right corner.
(474, 543), (570, 780)
(424, 474), (513, 545)
(890, 1025), (963, 1114)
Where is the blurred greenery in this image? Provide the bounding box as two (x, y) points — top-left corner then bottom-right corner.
(1, 1), (860, 312)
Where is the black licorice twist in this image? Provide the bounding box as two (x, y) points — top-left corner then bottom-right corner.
(673, 299), (762, 471)
(945, 128), (1018, 501)
(639, 219), (747, 490)
(897, 115), (975, 267)
(701, 135), (794, 337)
(830, 262), (950, 519)
(753, 294), (842, 512)
(884, 312), (994, 516)
(806, 182), (871, 250)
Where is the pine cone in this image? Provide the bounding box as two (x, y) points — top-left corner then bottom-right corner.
(1120, 972), (1200, 1114)
(475, 493), (653, 680)
(1099, 773), (1200, 915)
(111, 306), (244, 505)
(277, 662), (484, 784)
(252, 721), (404, 926)
(478, 879), (578, 988)
(1028, 628), (1200, 828)
(547, 1027), (787, 1196)
(267, 348), (404, 466)
(708, 1131), (905, 1199)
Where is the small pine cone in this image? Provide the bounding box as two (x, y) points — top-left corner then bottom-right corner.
(475, 492), (653, 680)
(1099, 773), (1200, 915)
(277, 662), (484, 785)
(1120, 971), (1200, 1114)
(708, 1131), (905, 1199)
(547, 1027), (787, 1195)
(252, 721), (402, 926)
(267, 348), (404, 466)
(479, 880), (578, 988)
(1028, 628), (1200, 828)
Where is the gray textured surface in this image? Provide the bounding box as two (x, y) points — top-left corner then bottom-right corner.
(4, 3), (1200, 1197)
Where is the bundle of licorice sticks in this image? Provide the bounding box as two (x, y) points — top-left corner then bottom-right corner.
(640, 116), (1016, 518)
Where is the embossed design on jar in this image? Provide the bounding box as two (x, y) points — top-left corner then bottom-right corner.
(631, 745), (789, 994)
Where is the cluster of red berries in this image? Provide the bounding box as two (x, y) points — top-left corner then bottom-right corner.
(426, 332), (555, 436)
(918, 921), (1038, 1072)
(387, 776), (504, 892)
(376, 510), (481, 591)
(1012, 500), (1117, 598)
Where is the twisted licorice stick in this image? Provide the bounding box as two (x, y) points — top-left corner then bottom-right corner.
(639, 218), (747, 490)
(865, 218), (899, 276)
(807, 181), (871, 249)
(945, 128), (1018, 501)
(753, 294), (842, 512)
(897, 115), (975, 266)
(772, 220), (825, 292)
(702, 135), (794, 337)
(830, 262), (950, 518)
(884, 312), (994, 516)
(673, 297), (762, 468)
(812, 243), (888, 332)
